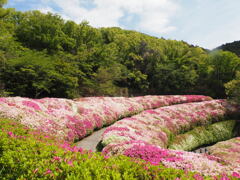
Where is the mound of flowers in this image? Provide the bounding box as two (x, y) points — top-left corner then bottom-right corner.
(2, 117), (236, 180)
(208, 137), (240, 167)
(102, 140), (240, 177)
(169, 120), (238, 151)
(101, 100), (240, 176)
(0, 95), (211, 141)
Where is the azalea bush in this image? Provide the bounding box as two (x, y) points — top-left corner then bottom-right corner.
(0, 95), (211, 141)
(169, 120), (238, 151)
(2, 118), (234, 180)
(101, 100), (239, 148)
(101, 140), (240, 177)
(208, 137), (240, 167)
(101, 100), (240, 176)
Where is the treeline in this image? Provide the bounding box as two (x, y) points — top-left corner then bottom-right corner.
(217, 40), (240, 57)
(0, 6), (240, 99)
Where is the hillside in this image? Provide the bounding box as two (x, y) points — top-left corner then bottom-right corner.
(1, 2), (240, 180)
(217, 40), (240, 57)
(0, 9), (240, 99)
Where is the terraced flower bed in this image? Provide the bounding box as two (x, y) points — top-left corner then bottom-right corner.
(169, 120), (238, 151)
(208, 137), (240, 167)
(0, 95), (240, 179)
(101, 100), (240, 176)
(0, 95), (210, 141)
(0, 118), (239, 179)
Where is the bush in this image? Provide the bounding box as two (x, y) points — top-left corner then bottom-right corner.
(1, 118), (235, 179)
(168, 120), (238, 151)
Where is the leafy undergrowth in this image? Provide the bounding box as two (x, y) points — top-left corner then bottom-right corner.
(1, 118), (238, 180)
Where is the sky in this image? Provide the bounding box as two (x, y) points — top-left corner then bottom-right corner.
(6, 0), (240, 49)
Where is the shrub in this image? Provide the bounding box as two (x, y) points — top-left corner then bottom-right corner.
(168, 120), (238, 151)
(0, 118), (225, 180)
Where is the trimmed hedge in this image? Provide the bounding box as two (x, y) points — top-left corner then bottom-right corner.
(1, 118), (229, 180)
(0, 95), (212, 142)
(168, 120), (238, 151)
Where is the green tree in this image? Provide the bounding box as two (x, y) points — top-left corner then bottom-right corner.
(1, 51), (79, 98)
(0, 0), (9, 18)
(201, 51), (240, 98)
(225, 71), (240, 103)
(15, 11), (74, 52)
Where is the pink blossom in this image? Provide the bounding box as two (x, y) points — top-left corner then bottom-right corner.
(67, 161), (73, 166)
(53, 156), (61, 161)
(193, 174), (204, 180)
(232, 172), (240, 178)
(7, 131), (14, 138)
(22, 100), (41, 111)
(45, 169), (52, 175)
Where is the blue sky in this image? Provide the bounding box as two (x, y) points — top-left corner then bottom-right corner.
(6, 0), (240, 49)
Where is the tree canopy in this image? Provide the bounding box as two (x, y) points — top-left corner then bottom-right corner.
(1, 6), (240, 99)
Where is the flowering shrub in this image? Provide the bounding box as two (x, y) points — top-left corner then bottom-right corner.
(102, 140), (240, 177)
(2, 117), (235, 180)
(101, 100), (240, 176)
(102, 100), (240, 148)
(0, 95), (211, 141)
(169, 120), (238, 151)
(208, 137), (240, 167)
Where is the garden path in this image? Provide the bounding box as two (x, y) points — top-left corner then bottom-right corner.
(76, 127), (107, 152)
(76, 126), (210, 154)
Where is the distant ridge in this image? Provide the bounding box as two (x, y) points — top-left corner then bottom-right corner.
(217, 40), (240, 57)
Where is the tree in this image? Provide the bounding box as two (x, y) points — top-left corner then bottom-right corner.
(1, 51), (79, 98)
(0, 0), (9, 18)
(15, 11), (74, 52)
(225, 71), (240, 103)
(201, 51), (240, 98)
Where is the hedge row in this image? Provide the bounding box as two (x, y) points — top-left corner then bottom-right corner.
(101, 100), (240, 176)
(0, 95), (211, 142)
(168, 120), (238, 151)
(1, 118), (232, 180)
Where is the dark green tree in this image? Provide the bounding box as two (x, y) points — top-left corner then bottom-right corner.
(225, 71), (240, 103)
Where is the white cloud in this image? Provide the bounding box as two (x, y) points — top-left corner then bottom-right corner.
(37, 6), (55, 14)
(41, 0), (178, 34)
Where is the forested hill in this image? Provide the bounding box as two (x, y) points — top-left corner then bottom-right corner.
(1, 8), (240, 99)
(217, 41), (240, 57)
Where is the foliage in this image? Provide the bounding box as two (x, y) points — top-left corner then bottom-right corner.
(225, 71), (240, 103)
(169, 120), (238, 151)
(0, 0), (9, 18)
(1, 50), (79, 98)
(199, 51), (240, 98)
(1, 7), (240, 98)
(1, 117), (229, 180)
(101, 100), (240, 176)
(217, 40), (240, 57)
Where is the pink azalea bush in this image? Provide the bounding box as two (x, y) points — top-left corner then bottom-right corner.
(101, 100), (240, 176)
(0, 95), (211, 141)
(4, 117), (238, 179)
(102, 100), (239, 148)
(102, 140), (240, 177)
(208, 137), (240, 167)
